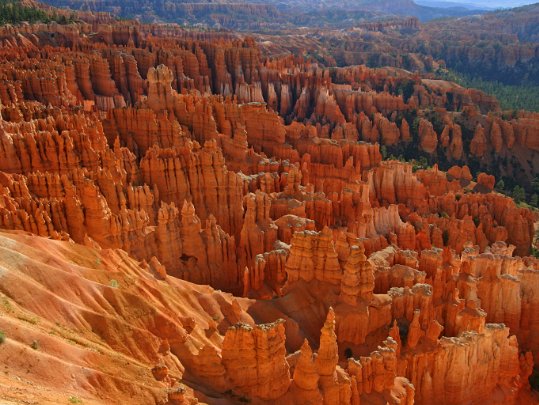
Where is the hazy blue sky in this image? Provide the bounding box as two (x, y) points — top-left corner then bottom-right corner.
(469, 0), (537, 4)
(419, 0), (537, 7)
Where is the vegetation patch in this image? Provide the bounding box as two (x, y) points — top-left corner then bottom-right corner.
(0, 0), (76, 25)
(437, 69), (539, 112)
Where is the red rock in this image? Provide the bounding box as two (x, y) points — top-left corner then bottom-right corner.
(339, 244), (375, 305)
(447, 123), (464, 161)
(470, 123), (488, 157)
(222, 320), (291, 400)
(477, 172), (495, 191)
(488, 119), (503, 153)
(284, 227), (341, 287)
(418, 119), (438, 153)
(0, 18), (538, 405)
(400, 118), (411, 142)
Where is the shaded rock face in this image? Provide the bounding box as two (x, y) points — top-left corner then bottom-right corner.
(0, 17), (538, 405)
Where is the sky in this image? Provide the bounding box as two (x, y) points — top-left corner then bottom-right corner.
(467, 0), (536, 4)
(419, 0), (538, 7)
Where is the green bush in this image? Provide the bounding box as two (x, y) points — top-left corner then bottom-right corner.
(532, 177), (539, 194)
(0, 331), (5, 344)
(380, 145), (388, 159)
(512, 185), (526, 203)
(495, 179), (505, 193)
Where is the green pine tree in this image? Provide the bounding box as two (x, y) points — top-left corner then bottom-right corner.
(512, 185), (525, 203)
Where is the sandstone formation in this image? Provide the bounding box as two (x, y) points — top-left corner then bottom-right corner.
(0, 13), (538, 405)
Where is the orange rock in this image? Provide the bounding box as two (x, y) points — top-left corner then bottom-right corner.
(222, 320), (291, 400)
(291, 340), (323, 403)
(400, 118), (411, 142)
(476, 172), (495, 191)
(339, 244), (375, 305)
(284, 227), (342, 287)
(0, 19), (538, 405)
(470, 123), (488, 157)
(418, 119), (438, 153)
(447, 123), (464, 161)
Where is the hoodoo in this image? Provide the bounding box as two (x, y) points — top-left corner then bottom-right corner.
(0, 1), (539, 404)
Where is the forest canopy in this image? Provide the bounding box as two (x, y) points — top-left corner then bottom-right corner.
(0, 0), (74, 24)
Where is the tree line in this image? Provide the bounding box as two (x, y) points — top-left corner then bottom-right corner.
(0, 0), (75, 25)
(436, 69), (539, 113)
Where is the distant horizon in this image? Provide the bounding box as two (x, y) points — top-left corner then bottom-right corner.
(416, 0), (538, 8)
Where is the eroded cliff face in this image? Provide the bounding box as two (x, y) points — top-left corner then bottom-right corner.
(0, 18), (538, 405)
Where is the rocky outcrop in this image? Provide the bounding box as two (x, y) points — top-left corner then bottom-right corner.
(140, 140), (245, 237)
(290, 339), (324, 403)
(222, 320), (291, 400)
(339, 245), (375, 304)
(284, 227), (342, 287)
(402, 325), (531, 405)
(470, 124), (488, 157)
(418, 119), (438, 154)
